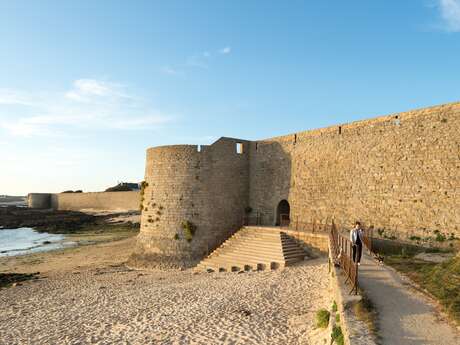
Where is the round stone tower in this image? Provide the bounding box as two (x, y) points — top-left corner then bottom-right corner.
(130, 138), (250, 268)
(27, 193), (52, 209)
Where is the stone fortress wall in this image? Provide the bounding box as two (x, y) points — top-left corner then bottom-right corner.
(132, 138), (250, 267)
(28, 191), (139, 211)
(134, 101), (460, 268)
(250, 102), (460, 239)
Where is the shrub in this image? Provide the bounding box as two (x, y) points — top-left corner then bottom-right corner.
(409, 235), (421, 241)
(105, 184), (131, 192)
(173, 234), (179, 240)
(315, 309), (330, 329)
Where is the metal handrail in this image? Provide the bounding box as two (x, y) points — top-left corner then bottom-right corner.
(361, 226), (373, 254)
(330, 222), (359, 295)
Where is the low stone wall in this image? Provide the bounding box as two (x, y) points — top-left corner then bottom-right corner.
(28, 191), (140, 212)
(328, 240), (377, 345)
(51, 191), (140, 211)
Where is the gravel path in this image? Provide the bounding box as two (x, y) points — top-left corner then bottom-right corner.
(359, 253), (459, 345)
(0, 259), (329, 344)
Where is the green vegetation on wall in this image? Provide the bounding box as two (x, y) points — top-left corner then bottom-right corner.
(139, 181), (148, 211)
(181, 220), (197, 242)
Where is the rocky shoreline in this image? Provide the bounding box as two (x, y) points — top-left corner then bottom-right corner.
(0, 206), (139, 233)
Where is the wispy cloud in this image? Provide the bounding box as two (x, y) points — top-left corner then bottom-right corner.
(164, 46), (233, 75)
(437, 0), (460, 32)
(185, 54), (210, 69)
(219, 46), (231, 55)
(161, 66), (183, 76)
(65, 79), (126, 101)
(0, 79), (173, 137)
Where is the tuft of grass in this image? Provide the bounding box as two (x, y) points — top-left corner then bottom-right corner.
(335, 314), (340, 323)
(332, 300), (338, 312)
(331, 325), (344, 345)
(353, 292), (378, 337)
(315, 309), (330, 329)
(435, 232), (446, 242)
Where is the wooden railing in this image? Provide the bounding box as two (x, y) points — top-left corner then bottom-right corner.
(329, 222), (359, 295)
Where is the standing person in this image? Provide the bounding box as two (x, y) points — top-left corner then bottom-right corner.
(350, 221), (364, 265)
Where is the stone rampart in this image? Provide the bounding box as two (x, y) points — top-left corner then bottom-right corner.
(250, 102), (460, 239)
(28, 191), (139, 211)
(51, 191), (139, 211)
(131, 101), (459, 268)
(131, 138), (250, 268)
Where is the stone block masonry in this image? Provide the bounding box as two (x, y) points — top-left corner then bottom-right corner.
(133, 101), (460, 268)
(131, 138), (250, 268)
(250, 102), (460, 239)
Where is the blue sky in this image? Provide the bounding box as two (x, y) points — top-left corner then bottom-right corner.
(1, 1), (459, 195)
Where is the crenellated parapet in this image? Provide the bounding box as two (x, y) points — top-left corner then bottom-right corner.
(131, 137), (251, 268)
(131, 101), (460, 268)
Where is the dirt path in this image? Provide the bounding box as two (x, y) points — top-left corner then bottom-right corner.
(358, 253), (459, 345)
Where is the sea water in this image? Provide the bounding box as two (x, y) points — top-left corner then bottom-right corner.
(0, 228), (74, 257)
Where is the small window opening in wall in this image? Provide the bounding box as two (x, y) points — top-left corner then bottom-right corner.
(255, 142), (258, 151)
(338, 126), (342, 135)
(236, 142), (244, 154)
(197, 145), (201, 152)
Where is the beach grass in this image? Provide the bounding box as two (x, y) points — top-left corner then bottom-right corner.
(385, 255), (460, 325)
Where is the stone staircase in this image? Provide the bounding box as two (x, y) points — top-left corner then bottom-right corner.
(196, 226), (307, 272)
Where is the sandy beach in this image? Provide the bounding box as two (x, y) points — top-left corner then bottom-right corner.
(0, 237), (330, 345)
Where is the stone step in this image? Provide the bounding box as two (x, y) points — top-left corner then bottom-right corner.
(212, 246), (303, 258)
(195, 227), (307, 272)
(204, 242), (304, 262)
(198, 258), (284, 271)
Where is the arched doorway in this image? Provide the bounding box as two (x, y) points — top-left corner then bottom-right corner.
(276, 199), (290, 226)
